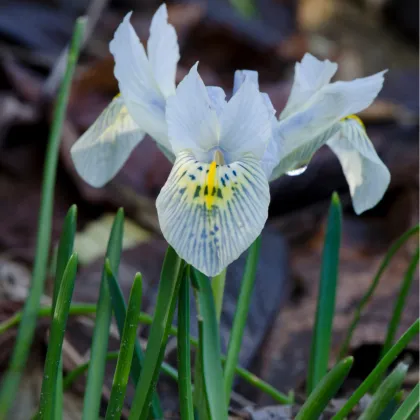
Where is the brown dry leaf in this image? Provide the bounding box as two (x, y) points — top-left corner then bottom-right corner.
(74, 213), (152, 265)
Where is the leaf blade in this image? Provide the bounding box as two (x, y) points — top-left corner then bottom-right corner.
(307, 192), (342, 394)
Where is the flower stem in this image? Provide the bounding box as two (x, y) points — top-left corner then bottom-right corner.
(211, 268), (227, 322)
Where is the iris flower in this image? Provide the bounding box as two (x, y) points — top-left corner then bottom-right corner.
(70, 5), (390, 276)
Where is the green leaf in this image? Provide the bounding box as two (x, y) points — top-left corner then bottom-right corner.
(295, 356), (353, 420)
(381, 247), (419, 359)
(82, 209), (124, 420)
(177, 269), (194, 420)
(333, 319), (420, 420)
(63, 351), (178, 390)
(192, 268), (228, 420)
(307, 193), (342, 394)
(105, 261), (163, 418)
(391, 383), (420, 420)
(339, 225), (419, 359)
(0, 301), (293, 406)
(52, 204), (77, 419)
(105, 273), (143, 420)
(224, 236), (261, 404)
(358, 362), (409, 420)
(128, 246), (183, 420)
(0, 18), (86, 418)
(38, 254), (78, 419)
(211, 268), (227, 322)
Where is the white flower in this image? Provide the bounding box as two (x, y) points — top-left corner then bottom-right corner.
(71, 4), (179, 187)
(264, 53), (391, 214)
(156, 64), (274, 276)
(70, 8), (390, 278)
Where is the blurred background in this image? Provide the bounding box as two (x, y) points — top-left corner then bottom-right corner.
(0, 0), (418, 417)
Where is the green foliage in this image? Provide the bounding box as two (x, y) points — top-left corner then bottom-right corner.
(82, 209), (124, 419)
(177, 271), (194, 420)
(192, 268), (228, 419)
(105, 260), (163, 418)
(339, 225), (419, 359)
(38, 254), (78, 419)
(128, 247), (183, 420)
(106, 273), (143, 419)
(296, 357), (354, 420)
(224, 235), (261, 403)
(0, 18), (86, 419)
(307, 193), (342, 394)
(391, 383), (420, 420)
(358, 362), (409, 420)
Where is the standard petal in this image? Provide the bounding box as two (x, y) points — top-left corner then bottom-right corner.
(207, 86), (227, 117)
(327, 117), (390, 214)
(277, 70), (386, 154)
(270, 123), (341, 180)
(156, 151), (270, 276)
(71, 96), (145, 188)
(220, 78), (272, 161)
(147, 4), (179, 98)
(233, 69), (259, 94)
(166, 63), (220, 159)
(110, 12), (170, 148)
(280, 53), (338, 120)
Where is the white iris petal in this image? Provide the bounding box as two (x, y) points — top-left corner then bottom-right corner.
(328, 118), (390, 214)
(71, 96), (145, 187)
(280, 53), (338, 120)
(147, 4), (179, 98)
(158, 63), (272, 276)
(71, 4), (180, 187)
(166, 63), (220, 159)
(220, 77), (272, 161)
(156, 151), (270, 277)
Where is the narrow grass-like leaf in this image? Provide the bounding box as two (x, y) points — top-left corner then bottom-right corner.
(105, 261), (163, 419)
(307, 193), (342, 394)
(391, 383), (420, 420)
(358, 362), (409, 420)
(38, 254), (78, 419)
(193, 268), (228, 420)
(211, 268), (227, 322)
(53, 206), (78, 305)
(52, 204), (77, 419)
(63, 351), (178, 390)
(224, 236), (261, 404)
(106, 273), (143, 420)
(128, 247), (183, 420)
(177, 270), (194, 420)
(339, 225), (419, 359)
(296, 356), (353, 420)
(0, 18), (85, 418)
(380, 247), (419, 359)
(0, 302), (293, 405)
(333, 319), (420, 420)
(82, 209), (124, 420)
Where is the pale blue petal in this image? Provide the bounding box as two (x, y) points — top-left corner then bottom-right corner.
(327, 118), (390, 214)
(207, 86), (227, 117)
(166, 63), (220, 158)
(156, 151), (270, 276)
(233, 70), (259, 94)
(71, 96), (145, 187)
(280, 53), (338, 120)
(147, 4), (180, 98)
(110, 12), (170, 149)
(276, 70), (387, 155)
(220, 78), (272, 161)
(270, 123), (340, 180)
